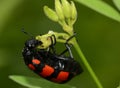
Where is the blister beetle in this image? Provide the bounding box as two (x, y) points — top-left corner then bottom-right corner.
(22, 31), (83, 83)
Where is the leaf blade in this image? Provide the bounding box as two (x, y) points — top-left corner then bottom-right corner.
(9, 75), (75, 88)
(113, 0), (120, 11)
(75, 0), (120, 22)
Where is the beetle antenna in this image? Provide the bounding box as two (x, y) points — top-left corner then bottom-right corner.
(21, 28), (33, 38)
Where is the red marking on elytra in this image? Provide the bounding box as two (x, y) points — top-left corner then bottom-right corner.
(28, 64), (35, 70)
(40, 65), (54, 77)
(32, 59), (40, 64)
(51, 71), (69, 83)
(56, 71), (69, 81)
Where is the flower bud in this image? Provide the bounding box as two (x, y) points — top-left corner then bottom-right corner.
(70, 1), (77, 22)
(44, 6), (58, 22)
(55, 0), (64, 21)
(61, 0), (71, 18)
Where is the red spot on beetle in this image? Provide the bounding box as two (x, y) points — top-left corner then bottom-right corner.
(51, 71), (69, 83)
(28, 64), (35, 70)
(57, 71), (69, 81)
(32, 59), (41, 64)
(40, 65), (54, 77)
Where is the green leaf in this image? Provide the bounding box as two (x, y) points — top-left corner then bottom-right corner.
(75, 0), (120, 22)
(113, 0), (120, 11)
(9, 75), (75, 88)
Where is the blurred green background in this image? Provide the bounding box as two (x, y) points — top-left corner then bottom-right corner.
(0, 0), (120, 88)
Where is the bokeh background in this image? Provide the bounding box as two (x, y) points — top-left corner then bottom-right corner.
(0, 0), (120, 88)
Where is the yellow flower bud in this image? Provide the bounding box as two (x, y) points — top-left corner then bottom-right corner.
(44, 6), (58, 22)
(70, 1), (77, 22)
(55, 0), (64, 21)
(61, 0), (71, 18)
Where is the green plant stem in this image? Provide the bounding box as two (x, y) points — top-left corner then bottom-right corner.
(73, 38), (103, 88)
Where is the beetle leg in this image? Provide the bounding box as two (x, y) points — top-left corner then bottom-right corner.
(49, 35), (56, 54)
(59, 33), (76, 59)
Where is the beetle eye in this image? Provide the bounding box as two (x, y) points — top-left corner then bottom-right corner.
(28, 44), (32, 47)
(25, 39), (43, 49)
(25, 39), (36, 48)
